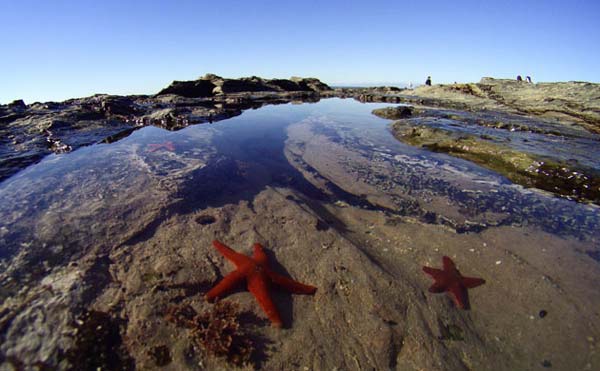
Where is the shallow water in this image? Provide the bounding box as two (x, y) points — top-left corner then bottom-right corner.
(1, 98), (599, 369)
(406, 108), (600, 171)
(1, 98), (599, 272)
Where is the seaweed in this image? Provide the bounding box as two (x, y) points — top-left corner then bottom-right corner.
(165, 301), (268, 367)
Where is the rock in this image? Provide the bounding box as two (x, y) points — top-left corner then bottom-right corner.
(389, 119), (600, 204)
(8, 100), (27, 109)
(158, 74), (331, 97)
(405, 78), (600, 133)
(157, 79), (216, 98)
(372, 105), (415, 119)
(290, 77), (332, 92)
(216, 76), (273, 94)
(100, 96), (137, 116)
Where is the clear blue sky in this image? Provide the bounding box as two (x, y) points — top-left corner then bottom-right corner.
(1, 0), (599, 103)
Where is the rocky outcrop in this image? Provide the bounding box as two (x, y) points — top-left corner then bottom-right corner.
(157, 74), (331, 97)
(156, 79), (216, 98)
(404, 78), (600, 133)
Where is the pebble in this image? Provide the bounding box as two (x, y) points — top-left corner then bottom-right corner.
(495, 260), (502, 265)
(469, 248), (475, 252)
(539, 310), (548, 318)
(483, 242), (487, 247)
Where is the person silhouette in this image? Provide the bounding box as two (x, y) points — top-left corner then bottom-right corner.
(517, 75), (523, 82)
(425, 76), (432, 86)
(526, 76), (532, 83)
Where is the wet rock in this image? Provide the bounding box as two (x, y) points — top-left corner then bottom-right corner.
(389, 120), (600, 205)
(357, 94), (403, 103)
(100, 96), (138, 116)
(372, 105), (415, 119)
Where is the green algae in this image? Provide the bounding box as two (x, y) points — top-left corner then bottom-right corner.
(390, 121), (600, 204)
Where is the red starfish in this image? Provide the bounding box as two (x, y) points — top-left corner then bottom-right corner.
(206, 240), (317, 327)
(146, 141), (175, 152)
(422, 256), (485, 310)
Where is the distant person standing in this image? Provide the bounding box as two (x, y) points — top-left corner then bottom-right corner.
(425, 76), (432, 86)
(517, 75), (523, 82)
(526, 76), (532, 83)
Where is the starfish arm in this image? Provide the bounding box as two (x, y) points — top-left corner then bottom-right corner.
(266, 269), (317, 295)
(212, 240), (252, 268)
(422, 266), (445, 279)
(442, 256), (456, 272)
(428, 282), (447, 293)
(205, 270), (245, 302)
(247, 273), (283, 327)
(449, 284), (469, 309)
(252, 243), (269, 266)
(462, 276), (486, 289)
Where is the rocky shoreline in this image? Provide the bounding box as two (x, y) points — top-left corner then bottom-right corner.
(3, 74), (599, 197)
(0, 74), (329, 183)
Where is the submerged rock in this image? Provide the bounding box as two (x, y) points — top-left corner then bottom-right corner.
(389, 119), (600, 204)
(372, 105), (415, 119)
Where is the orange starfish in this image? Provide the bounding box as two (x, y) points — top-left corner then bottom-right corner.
(146, 141), (175, 152)
(206, 240), (317, 327)
(422, 256), (485, 310)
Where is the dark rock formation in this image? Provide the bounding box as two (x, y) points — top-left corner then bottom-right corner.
(157, 74), (331, 97)
(8, 100), (26, 109)
(156, 79), (216, 98)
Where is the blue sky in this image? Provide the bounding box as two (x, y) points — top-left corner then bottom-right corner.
(1, 0), (599, 103)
